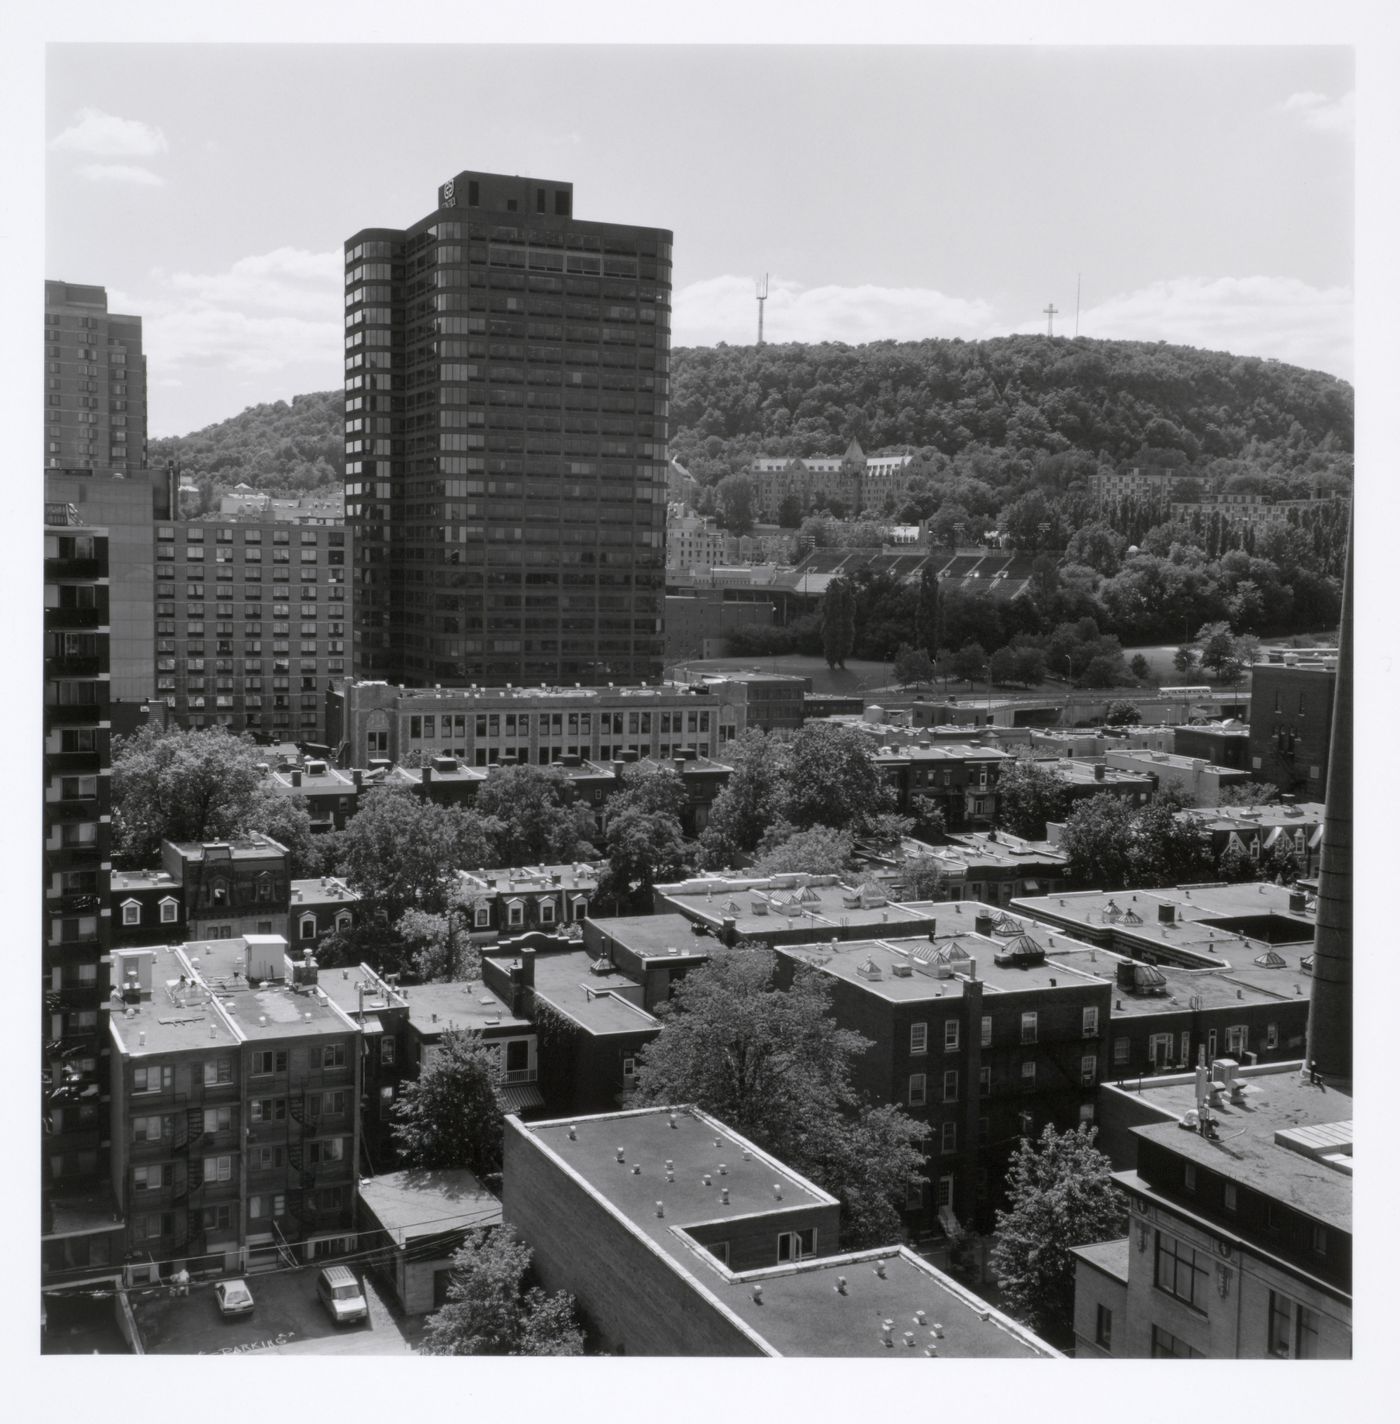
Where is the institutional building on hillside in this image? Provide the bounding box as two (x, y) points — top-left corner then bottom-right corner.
(344, 169), (672, 689)
(44, 280), (148, 477)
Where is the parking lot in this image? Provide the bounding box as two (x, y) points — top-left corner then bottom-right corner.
(130, 1264), (420, 1356)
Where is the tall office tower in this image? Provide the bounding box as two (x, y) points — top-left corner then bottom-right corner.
(345, 171), (672, 688)
(42, 502), (117, 1284)
(44, 281), (149, 477)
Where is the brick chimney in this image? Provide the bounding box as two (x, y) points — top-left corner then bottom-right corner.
(1306, 521), (1352, 1081)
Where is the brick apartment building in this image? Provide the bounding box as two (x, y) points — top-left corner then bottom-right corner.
(1247, 657), (1337, 802)
(105, 936), (362, 1282)
(154, 518), (351, 746)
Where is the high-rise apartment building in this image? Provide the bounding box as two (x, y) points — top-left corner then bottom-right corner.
(344, 170), (672, 689)
(44, 281), (148, 477)
(42, 502), (119, 1285)
(154, 517), (351, 746)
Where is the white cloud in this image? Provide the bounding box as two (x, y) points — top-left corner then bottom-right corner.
(673, 274), (999, 347)
(126, 248), (344, 413)
(50, 107), (168, 158)
(75, 163), (165, 187)
(1069, 275), (1352, 380)
(1280, 90), (1354, 138)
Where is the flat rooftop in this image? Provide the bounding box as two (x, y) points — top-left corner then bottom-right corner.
(527, 1106), (831, 1241)
(400, 978), (530, 1036)
(289, 877), (358, 907)
(110, 868), (179, 892)
(593, 912), (716, 962)
(521, 950), (659, 1036)
(1070, 1237), (1130, 1284)
(462, 863), (602, 895)
(781, 925), (1105, 1003)
(664, 882), (936, 941)
(1104, 749), (1245, 775)
(872, 743), (1011, 763)
(1179, 803), (1325, 832)
(178, 938), (357, 1042)
(164, 836), (285, 862)
(1131, 1112), (1352, 1232)
(358, 1168), (502, 1244)
(720, 1247), (1056, 1358)
(1055, 761), (1157, 788)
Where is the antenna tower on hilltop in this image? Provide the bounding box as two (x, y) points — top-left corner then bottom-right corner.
(756, 273), (769, 346)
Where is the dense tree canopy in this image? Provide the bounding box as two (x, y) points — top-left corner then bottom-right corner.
(419, 1227), (585, 1357)
(390, 1029), (504, 1176)
(1060, 791), (1215, 890)
(996, 761), (1071, 840)
(989, 1124), (1127, 1340)
(472, 765), (599, 868)
(633, 948), (928, 1248)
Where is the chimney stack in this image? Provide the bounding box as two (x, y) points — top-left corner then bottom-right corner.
(1306, 520), (1353, 1081)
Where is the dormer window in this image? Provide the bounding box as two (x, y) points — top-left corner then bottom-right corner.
(474, 905), (491, 929)
(121, 899), (141, 926)
(159, 897), (179, 924)
(300, 913), (317, 940)
(334, 910), (352, 932)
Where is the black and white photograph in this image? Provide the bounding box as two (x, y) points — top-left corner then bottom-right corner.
(13, 2), (1388, 1412)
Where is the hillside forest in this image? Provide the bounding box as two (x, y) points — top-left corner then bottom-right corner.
(150, 334), (1352, 660)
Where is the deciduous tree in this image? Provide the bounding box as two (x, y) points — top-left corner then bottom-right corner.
(996, 761), (1070, 839)
(750, 825), (855, 877)
(420, 1227), (585, 1357)
(474, 764), (599, 868)
(633, 948), (928, 1248)
(390, 1029), (503, 1176)
(989, 1124), (1127, 1340)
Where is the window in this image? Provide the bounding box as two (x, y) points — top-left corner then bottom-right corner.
(308, 1137), (346, 1165)
(1095, 1304), (1113, 1351)
(320, 1089), (349, 1117)
(1020, 1061), (1036, 1086)
(944, 1019), (960, 1052)
(251, 1049), (287, 1076)
(203, 1203), (234, 1233)
(254, 1145), (285, 1171)
(941, 1121), (957, 1153)
(133, 1065), (172, 1095)
(979, 1065), (991, 1097)
(909, 1022), (928, 1056)
(203, 1154), (234, 1183)
(1151, 1325), (1202, 1359)
(381, 1037), (396, 1066)
(1148, 1032), (1175, 1069)
(1226, 1025), (1248, 1057)
(203, 1057), (233, 1087)
(776, 1228), (816, 1263)
(1020, 1012), (1038, 1045)
(300, 914), (318, 940)
(539, 898), (556, 924)
(248, 1193), (285, 1221)
(507, 900), (524, 928)
(133, 1164), (164, 1192)
(942, 1070), (959, 1103)
(203, 1107), (232, 1134)
(1080, 1054), (1098, 1087)
(1154, 1231), (1208, 1310)
(981, 1015), (992, 1048)
(908, 1073), (927, 1107)
(121, 900), (141, 926)
(1265, 1022), (1279, 1050)
(249, 1098), (285, 1123)
(474, 904), (491, 928)
(1268, 1293), (1319, 1359)
(133, 1115), (165, 1143)
(1082, 1006), (1099, 1038)
(323, 1044), (347, 1070)
(1310, 1223), (1327, 1256)
(1223, 1182), (1238, 1213)
(1183, 1162), (1197, 1193)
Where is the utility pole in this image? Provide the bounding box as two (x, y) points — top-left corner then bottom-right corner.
(1043, 302), (1059, 337)
(756, 273), (769, 346)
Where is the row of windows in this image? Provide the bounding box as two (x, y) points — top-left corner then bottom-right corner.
(907, 1008), (1101, 1057)
(131, 1046), (350, 1093)
(907, 1054), (1100, 1108)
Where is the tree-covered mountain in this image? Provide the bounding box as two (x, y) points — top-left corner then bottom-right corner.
(149, 390), (343, 511)
(150, 336), (1352, 512)
(668, 334), (1353, 492)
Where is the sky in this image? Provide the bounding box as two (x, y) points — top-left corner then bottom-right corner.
(41, 41), (1356, 438)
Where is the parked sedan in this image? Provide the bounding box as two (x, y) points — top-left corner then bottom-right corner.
(214, 1279), (255, 1317)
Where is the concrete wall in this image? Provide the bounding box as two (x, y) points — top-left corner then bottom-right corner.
(502, 1119), (767, 1356)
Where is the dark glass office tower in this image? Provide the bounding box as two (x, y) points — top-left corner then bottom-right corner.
(345, 171), (671, 688)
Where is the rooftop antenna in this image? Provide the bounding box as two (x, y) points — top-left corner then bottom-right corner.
(1043, 301), (1059, 337)
(1074, 274), (1081, 338)
(756, 273), (769, 346)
